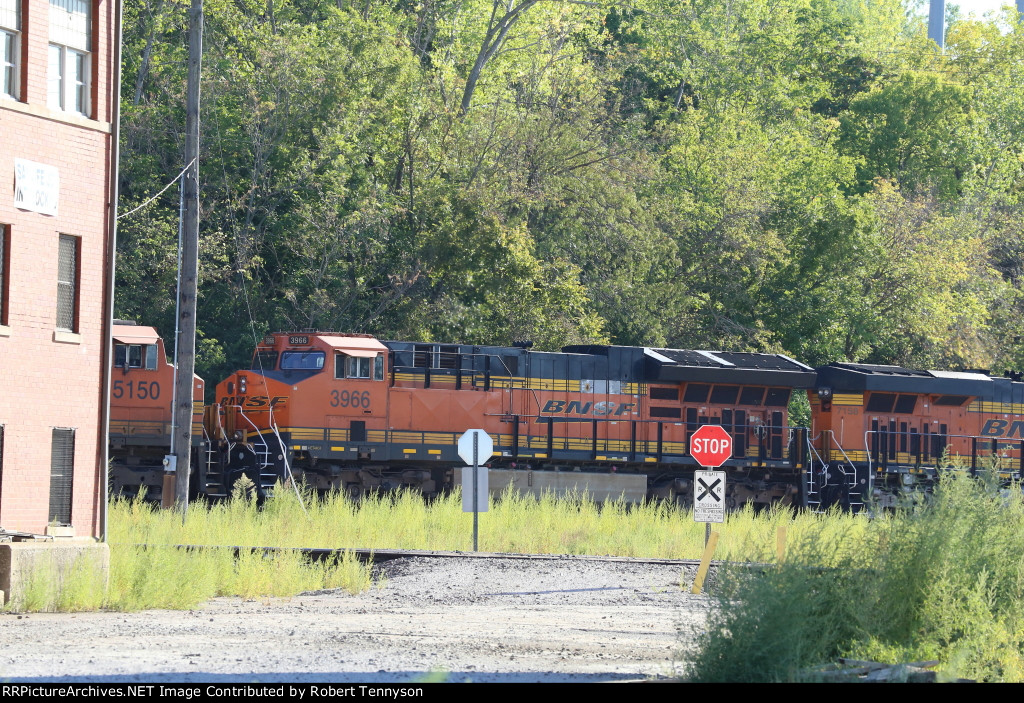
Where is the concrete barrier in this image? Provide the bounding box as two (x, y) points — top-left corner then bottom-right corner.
(0, 541), (110, 609)
(473, 468), (647, 503)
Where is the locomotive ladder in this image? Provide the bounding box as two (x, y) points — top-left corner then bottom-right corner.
(201, 424), (228, 499)
(805, 431), (864, 513)
(231, 407), (279, 497)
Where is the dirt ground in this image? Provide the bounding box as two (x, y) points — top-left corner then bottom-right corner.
(0, 555), (713, 684)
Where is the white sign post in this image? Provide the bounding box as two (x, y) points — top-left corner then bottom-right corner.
(458, 429), (493, 551)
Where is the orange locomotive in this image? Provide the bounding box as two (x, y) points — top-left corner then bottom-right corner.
(108, 321), (207, 501)
(207, 332), (819, 507)
(809, 363), (1024, 510)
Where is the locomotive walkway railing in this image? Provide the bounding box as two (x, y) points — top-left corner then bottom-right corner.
(865, 429), (1024, 478)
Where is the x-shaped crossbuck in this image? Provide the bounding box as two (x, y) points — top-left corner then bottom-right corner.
(697, 476), (722, 503)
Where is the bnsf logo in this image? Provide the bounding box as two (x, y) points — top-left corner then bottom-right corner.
(541, 400), (636, 416)
(981, 419), (1024, 439)
(220, 395), (288, 409)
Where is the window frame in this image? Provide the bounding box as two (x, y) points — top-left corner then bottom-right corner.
(0, 0), (19, 101)
(335, 353), (384, 380)
(47, 0), (91, 117)
(279, 350), (325, 370)
(0, 223), (8, 326)
(56, 233), (80, 333)
(49, 427), (75, 525)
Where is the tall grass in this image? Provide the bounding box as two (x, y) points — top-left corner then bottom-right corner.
(684, 469), (1024, 682)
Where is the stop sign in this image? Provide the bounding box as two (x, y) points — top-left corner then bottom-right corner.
(690, 425), (733, 468)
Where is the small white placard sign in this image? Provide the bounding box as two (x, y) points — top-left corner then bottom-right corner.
(14, 158), (59, 216)
(461, 466), (489, 513)
(694, 470), (726, 524)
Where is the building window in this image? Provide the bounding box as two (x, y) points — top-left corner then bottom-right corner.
(0, 224), (8, 325)
(57, 234), (79, 332)
(49, 428), (75, 525)
(48, 0), (90, 116)
(0, 0), (19, 100)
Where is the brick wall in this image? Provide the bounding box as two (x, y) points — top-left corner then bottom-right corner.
(0, 0), (118, 537)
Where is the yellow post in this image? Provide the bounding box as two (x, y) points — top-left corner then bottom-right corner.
(776, 525), (787, 564)
(691, 530), (720, 594)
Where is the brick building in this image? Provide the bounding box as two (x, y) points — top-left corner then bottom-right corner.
(0, 0), (121, 538)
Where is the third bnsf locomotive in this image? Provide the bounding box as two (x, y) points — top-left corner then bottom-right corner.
(110, 328), (1024, 510)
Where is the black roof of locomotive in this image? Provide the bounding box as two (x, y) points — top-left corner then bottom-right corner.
(564, 345), (817, 387)
(817, 362), (1024, 403)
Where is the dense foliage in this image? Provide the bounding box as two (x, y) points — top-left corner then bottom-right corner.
(115, 0), (1024, 383)
(685, 470), (1024, 682)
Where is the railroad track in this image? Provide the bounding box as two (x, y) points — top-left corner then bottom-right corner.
(114, 543), (707, 567)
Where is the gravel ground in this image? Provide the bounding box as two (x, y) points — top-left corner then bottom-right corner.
(0, 555), (713, 684)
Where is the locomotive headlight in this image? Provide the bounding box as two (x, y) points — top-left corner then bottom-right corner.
(817, 387), (833, 401)
(239, 376), (248, 393)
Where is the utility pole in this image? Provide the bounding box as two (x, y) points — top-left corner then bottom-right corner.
(929, 0), (945, 49)
(172, 0), (203, 512)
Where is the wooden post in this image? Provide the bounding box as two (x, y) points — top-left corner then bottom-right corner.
(691, 531), (719, 594)
(173, 0), (203, 512)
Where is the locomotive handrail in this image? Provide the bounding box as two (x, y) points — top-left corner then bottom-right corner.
(863, 429), (1021, 477)
(265, 404), (308, 516)
(230, 403), (308, 515)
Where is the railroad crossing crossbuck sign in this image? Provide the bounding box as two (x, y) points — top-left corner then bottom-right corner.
(689, 424), (732, 468)
(694, 470), (726, 523)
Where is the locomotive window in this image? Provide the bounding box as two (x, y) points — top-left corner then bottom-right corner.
(280, 351), (325, 370)
(866, 393), (896, 413)
(710, 385), (740, 405)
(650, 407), (682, 418)
(739, 387), (765, 406)
(251, 350), (279, 371)
(934, 395), (969, 406)
(115, 343), (157, 369)
(347, 356), (371, 379)
(650, 387), (678, 401)
(683, 384), (710, 403)
(894, 395), (917, 414)
(336, 353), (383, 380)
(764, 388), (791, 407)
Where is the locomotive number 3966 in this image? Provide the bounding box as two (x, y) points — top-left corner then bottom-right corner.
(331, 390), (371, 410)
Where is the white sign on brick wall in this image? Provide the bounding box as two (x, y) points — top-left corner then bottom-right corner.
(14, 158), (59, 216)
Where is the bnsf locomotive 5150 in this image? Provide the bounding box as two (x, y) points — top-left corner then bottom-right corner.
(108, 327), (1024, 510)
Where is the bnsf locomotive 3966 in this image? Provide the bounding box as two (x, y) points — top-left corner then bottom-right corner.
(108, 327), (1024, 510)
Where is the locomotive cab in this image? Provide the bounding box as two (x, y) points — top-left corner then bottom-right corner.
(108, 321), (204, 501)
(211, 332), (392, 496)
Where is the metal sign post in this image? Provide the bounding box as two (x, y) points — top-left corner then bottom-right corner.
(690, 424), (732, 547)
(458, 429), (493, 551)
